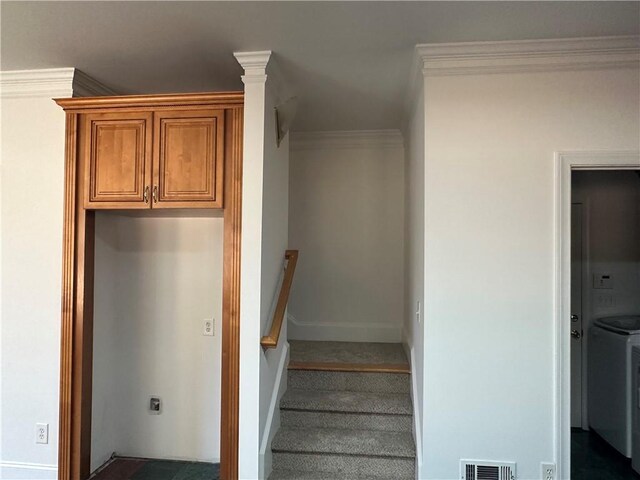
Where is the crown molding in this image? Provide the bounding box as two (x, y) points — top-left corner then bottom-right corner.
(415, 35), (640, 77)
(0, 67), (116, 99)
(71, 69), (118, 97)
(290, 130), (404, 151)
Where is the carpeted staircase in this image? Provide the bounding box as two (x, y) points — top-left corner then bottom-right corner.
(268, 341), (415, 480)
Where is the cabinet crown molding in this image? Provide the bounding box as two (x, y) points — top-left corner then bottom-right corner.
(414, 35), (640, 76)
(54, 91), (244, 111)
(0, 67), (116, 98)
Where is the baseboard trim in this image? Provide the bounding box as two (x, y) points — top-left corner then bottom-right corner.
(408, 347), (423, 477)
(1, 461), (57, 480)
(287, 314), (402, 343)
(259, 342), (289, 480)
(0, 461), (57, 471)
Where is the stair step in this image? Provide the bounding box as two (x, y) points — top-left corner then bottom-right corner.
(271, 452), (415, 478)
(288, 361), (410, 373)
(272, 427), (415, 458)
(271, 342), (416, 478)
(281, 409), (412, 432)
(290, 341), (409, 365)
(288, 370), (410, 394)
(268, 469), (414, 480)
(282, 388), (412, 415)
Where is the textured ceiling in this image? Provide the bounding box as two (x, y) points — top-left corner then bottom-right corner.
(2, 1), (638, 131)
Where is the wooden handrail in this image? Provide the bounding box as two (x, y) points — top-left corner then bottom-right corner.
(261, 250), (299, 349)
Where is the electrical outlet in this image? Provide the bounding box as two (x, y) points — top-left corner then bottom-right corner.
(149, 397), (161, 415)
(35, 423), (49, 444)
(541, 462), (556, 480)
(203, 318), (214, 336)
(596, 293), (615, 308)
(416, 301), (421, 324)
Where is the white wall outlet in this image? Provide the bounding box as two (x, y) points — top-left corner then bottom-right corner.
(541, 462), (556, 480)
(203, 318), (214, 336)
(416, 301), (421, 324)
(35, 423), (48, 444)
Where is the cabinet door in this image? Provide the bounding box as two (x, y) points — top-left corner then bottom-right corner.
(153, 110), (224, 209)
(83, 112), (152, 209)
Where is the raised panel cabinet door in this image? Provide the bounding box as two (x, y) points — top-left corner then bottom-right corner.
(83, 112), (152, 209)
(153, 110), (225, 208)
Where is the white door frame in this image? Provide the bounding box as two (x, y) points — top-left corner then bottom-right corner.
(554, 150), (640, 479)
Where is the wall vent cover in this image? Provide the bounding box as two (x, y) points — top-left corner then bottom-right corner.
(460, 460), (516, 480)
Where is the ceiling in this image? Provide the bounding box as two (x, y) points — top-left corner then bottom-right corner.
(2, 1), (638, 131)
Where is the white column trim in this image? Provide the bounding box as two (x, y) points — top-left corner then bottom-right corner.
(234, 49), (271, 480)
(553, 150), (640, 480)
(234, 51), (273, 80)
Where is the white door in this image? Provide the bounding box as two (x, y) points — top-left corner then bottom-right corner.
(571, 203), (584, 428)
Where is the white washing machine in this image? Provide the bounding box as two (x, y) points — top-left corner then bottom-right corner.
(588, 315), (640, 458)
(632, 346), (640, 474)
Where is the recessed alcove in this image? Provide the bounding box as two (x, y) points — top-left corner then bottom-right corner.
(91, 211), (223, 473)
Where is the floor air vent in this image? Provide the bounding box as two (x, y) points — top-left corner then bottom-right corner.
(461, 460), (516, 480)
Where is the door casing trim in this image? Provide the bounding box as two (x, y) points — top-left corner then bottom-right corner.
(554, 150), (640, 479)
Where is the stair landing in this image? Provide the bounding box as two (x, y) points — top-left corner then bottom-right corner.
(288, 340), (410, 373)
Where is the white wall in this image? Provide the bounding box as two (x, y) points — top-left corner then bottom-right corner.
(1, 94), (66, 479)
(258, 80), (290, 480)
(288, 133), (405, 343)
(91, 214), (119, 470)
(421, 67), (639, 480)
(403, 81), (426, 476)
(91, 213), (223, 472)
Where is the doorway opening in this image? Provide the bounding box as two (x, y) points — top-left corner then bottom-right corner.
(556, 151), (640, 479)
(570, 170), (640, 479)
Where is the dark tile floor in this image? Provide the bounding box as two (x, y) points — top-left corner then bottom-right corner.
(572, 429), (639, 479)
(89, 457), (219, 480)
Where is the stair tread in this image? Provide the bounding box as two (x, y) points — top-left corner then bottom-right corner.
(282, 388), (412, 415)
(288, 369), (410, 394)
(268, 469), (414, 480)
(290, 341), (408, 365)
(282, 409), (412, 432)
(272, 427), (415, 459)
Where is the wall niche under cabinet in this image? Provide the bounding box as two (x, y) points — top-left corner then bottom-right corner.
(90, 210), (223, 472)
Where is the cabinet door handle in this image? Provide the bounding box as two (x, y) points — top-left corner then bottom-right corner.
(144, 186), (150, 203)
(153, 185), (158, 203)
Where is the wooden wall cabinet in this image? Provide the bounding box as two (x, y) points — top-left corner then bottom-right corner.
(84, 112), (152, 208)
(82, 106), (225, 210)
(54, 92), (244, 480)
(154, 110), (224, 208)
